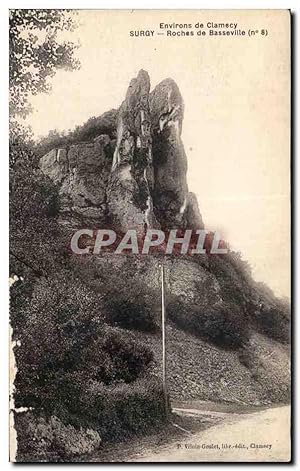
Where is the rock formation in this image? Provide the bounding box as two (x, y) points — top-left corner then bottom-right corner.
(39, 70), (204, 232)
(39, 135), (115, 226)
(107, 70), (159, 233)
(148, 78), (204, 230)
(32, 70), (291, 417)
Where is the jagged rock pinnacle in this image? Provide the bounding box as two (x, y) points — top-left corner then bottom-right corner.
(107, 70), (159, 233)
(39, 70), (204, 232)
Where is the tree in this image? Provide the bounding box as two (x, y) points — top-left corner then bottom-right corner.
(9, 9), (80, 120)
(9, 9), (80, 272)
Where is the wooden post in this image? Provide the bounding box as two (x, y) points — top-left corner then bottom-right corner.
(161, 263), (168, 415)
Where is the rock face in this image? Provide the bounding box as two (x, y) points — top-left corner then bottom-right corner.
(39, 135), (115, 226)
(150, 79), (187, 228)
(39, 70), (203, 231)
(149, 79), (204, 229)
(107, 70), (159, 233)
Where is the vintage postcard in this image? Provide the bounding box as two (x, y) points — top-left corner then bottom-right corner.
(9, 9), (291, 462)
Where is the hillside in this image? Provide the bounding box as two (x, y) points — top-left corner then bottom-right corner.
(11, 70), (290, 462)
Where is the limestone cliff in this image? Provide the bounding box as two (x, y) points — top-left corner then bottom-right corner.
(107, 70), (158, 233)
(39, 70), (203, 232)
(39, 135), (114, 226)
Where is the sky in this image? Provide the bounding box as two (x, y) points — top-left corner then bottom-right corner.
(26, 10), (290, 297)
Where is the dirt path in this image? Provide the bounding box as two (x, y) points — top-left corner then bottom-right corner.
(130, 405), (291, 462)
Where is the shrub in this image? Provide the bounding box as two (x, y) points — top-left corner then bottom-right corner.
(72, 377), (169, 442)
(14, 378), (169, 459)
(238, 347), (254, 369)
(167, 298), (249, 349)
(35, 109), (118, 157)
(13, 272), (155, 414)
(10, 140), (67, 280)
(14, 412), (101, 462)
(10, 138), (168, 460)
(39, 177), (60, 218)
(206, 253), (253, 309)
(205, 254), (291, 345)
(254, 305), (290, 343)
(69, 255), (161, 333)
(106, 296), (159, 333)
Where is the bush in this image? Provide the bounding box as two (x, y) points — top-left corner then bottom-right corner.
(13, 272), (155, 414)
(35, 109), (118, 157)
(71, 377), (169, 442)
(206, 253), (253, 309)
(238, 347), (255, 369)
(14, 412), (101, 462)
(254, 305), (290, 343)
(10, 140), (67, 280)
(106, 295), (159, 333)
(69, 255), (161, 333)
(205, 254), (291, 345)
(167, 298), (249, 349)
(39, 178), (60, 218)
(15, 378), (169, 461)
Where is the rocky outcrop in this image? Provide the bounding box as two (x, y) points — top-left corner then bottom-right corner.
(107, 70), (159, 233)
(149, 79), (204, 230)
(39, 70), (204, 231)
(150, 79), (188, 228)
(39, 135), (115, 226)
(184, 192), (205, 230)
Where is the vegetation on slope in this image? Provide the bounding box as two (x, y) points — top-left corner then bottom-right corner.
(9, 10), (166, 462)
(10, 143), (169, 461)
(9, 9), (290, 462)
(10, 138), (290, 460)
(34, 110), (118, 159)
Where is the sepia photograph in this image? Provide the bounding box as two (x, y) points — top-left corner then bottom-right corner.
(8, 9), (291, 463)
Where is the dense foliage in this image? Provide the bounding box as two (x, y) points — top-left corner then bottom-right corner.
(10, 151), (168, 458)
(167, 298), (249, 349)
(205, 253), (290, 344)
(10, 140), (168, 453)
(9, 9), (80, 119)
(34, 109), (118, 158)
